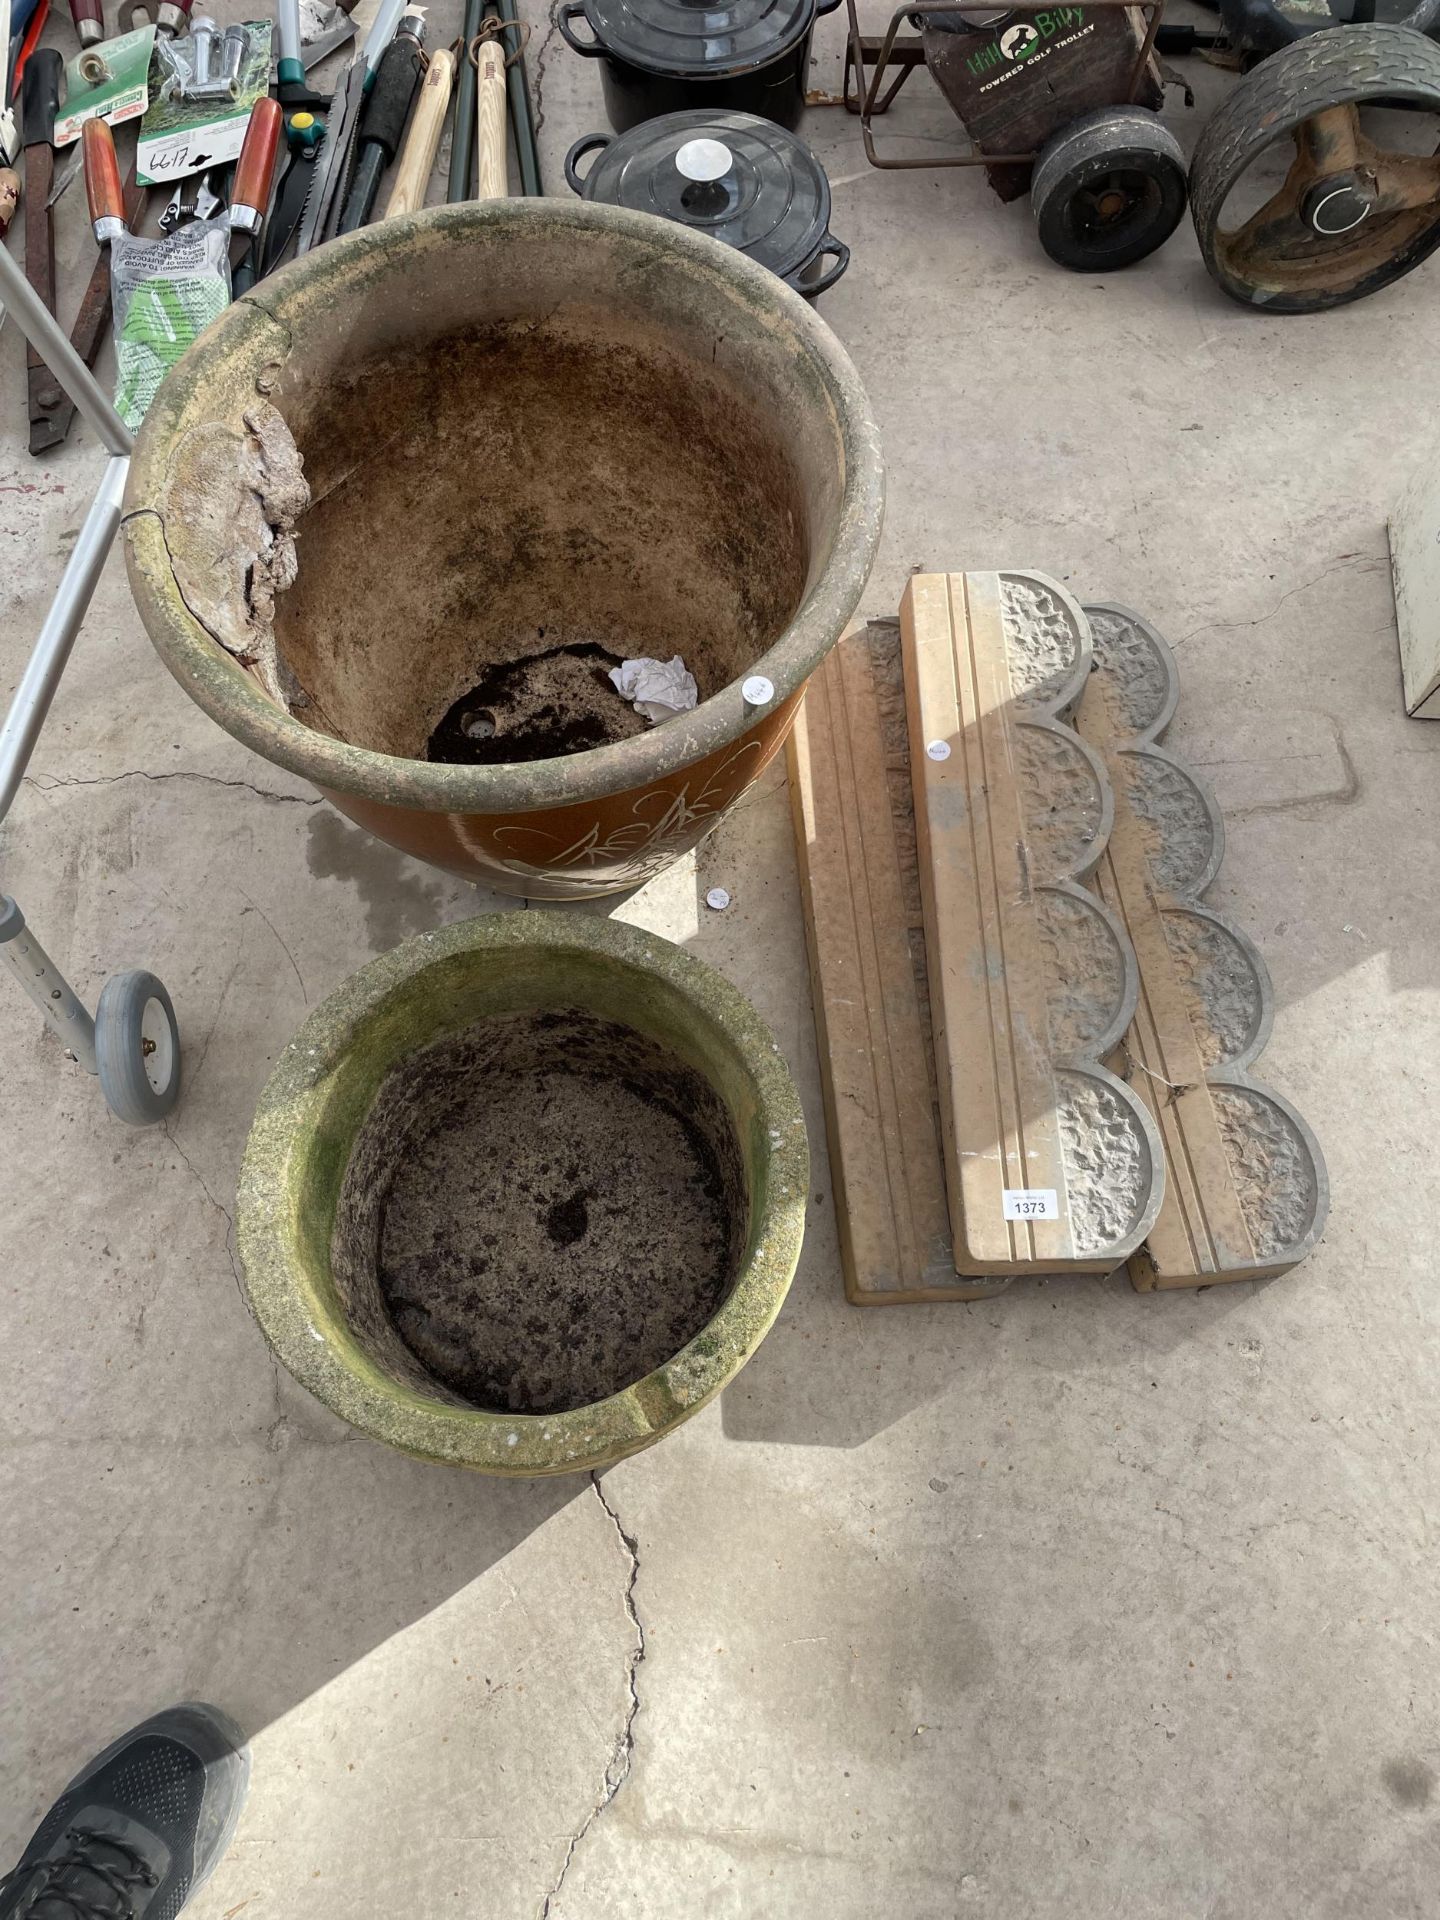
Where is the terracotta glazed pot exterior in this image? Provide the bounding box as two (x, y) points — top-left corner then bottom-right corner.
(318, 686), (803, 894)
(122, 200), (883, 898)
(237, 914), (809, 1474)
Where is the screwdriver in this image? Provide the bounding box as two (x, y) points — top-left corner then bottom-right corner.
(336, 9), (425, 234)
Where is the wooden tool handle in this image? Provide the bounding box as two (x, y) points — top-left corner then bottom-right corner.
(232, 95), (283, 224)
(383, 47), (453, 219)
(82, 116), (126, 234)
(475, 39), (507, 202)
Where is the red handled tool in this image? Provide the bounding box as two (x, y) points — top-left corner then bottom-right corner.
(227, 94), (282, 293)
(81, 110), (126, 241)
(85, 99), (281, 247)
(68, 0), (102, 47)
(228, 93), (282, 236)
(10, 0), (51, 101)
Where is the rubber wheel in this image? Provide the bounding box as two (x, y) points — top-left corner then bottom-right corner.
(1032, 108), (1188, 272)
(95, 969), (181, 1126)
(1191, 24), (1440, 311)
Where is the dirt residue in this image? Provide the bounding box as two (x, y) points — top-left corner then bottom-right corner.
(426, 640), (648, 764)
(272, 317), (810, 763)
(331, 1008), (747, 1415)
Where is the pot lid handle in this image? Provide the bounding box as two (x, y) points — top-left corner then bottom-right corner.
(676, 138), (734, 182)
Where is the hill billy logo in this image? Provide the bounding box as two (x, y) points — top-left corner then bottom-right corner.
(965, 9), (1085, 76)
(1000, 23), (1040, 58)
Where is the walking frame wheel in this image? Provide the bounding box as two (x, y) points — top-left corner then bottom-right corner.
(96, 970), (182, 1126)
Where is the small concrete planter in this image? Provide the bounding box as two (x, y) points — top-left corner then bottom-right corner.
(237, 914), (808, 1475)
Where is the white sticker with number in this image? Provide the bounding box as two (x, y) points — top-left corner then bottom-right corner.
(1002, 1188), (1059, 1221)
(137, 115), (249, 186)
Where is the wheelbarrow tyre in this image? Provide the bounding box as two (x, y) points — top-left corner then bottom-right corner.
(1033, 107), (1188, 272)
(96, 969), (181, 1126)
(1190, 25), (1440, 312)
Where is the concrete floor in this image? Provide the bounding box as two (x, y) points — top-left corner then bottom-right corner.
(3, 6), (1438, 1915)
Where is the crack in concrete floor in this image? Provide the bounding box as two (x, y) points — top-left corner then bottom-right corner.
(539, 1473), (645, 1918)
(528, 0), (564, 142)
(24, 769), (321, 808)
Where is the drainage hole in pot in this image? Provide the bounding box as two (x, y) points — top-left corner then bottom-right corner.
(332, 1008), (748, 1415)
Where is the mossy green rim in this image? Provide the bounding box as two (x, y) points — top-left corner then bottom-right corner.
(236, 912), (809, 1475)
(123, 198), (884, 820)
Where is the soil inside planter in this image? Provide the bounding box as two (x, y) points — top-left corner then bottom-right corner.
(272, 320), (811, 765)
(331, 1007), (748, 1415)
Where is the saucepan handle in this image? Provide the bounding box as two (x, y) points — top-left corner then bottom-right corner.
(557, 2), (604, 54)
(564, 132), (612, 193)
(790, 232), (849, 298)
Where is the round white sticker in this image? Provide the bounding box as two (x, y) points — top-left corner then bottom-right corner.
(926, 740), (951, 761)
(706, 887), (731, 911)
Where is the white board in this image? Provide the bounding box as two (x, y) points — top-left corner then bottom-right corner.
(1389, 449), (1440, 721)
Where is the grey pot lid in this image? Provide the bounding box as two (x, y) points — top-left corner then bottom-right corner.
(580, 0), (815, 78)
(577, 110), (831, 281)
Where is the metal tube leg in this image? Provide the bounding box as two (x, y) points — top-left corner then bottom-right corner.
(0, 897), (98, 1074)
(0, 455), (130, 824)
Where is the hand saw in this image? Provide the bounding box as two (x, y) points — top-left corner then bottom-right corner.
(293, 0), (409, 254)
(261, 108), (323, 276)
(292, 48), (363, 254)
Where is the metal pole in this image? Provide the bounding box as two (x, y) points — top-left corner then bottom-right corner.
(503, 15), (541, 196)
(0, 897), (98, 1071)
(0, 238), (132, 457)
(449, 0), (484, 200)
(0, 455), (130, 823)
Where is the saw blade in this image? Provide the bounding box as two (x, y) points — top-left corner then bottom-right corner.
(320, 69), (366, 244)
(294, 57), (364, 255)
(264, 146), (319, 273)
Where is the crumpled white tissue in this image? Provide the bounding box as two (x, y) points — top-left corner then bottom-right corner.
(608, 655), (699, 724)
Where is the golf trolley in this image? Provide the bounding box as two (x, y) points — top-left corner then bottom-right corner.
(843, 0), (1193, 272)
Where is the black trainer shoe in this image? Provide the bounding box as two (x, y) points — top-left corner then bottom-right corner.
(0, 1704), (249, 1920)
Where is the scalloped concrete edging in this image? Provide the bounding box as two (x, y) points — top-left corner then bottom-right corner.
(236, 913), (808, 1474)
(1079, 603), (1330, 1287)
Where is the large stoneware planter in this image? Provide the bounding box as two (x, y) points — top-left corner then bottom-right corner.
(123, 199), (883, 897)
(236, 913), (808, 1474)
